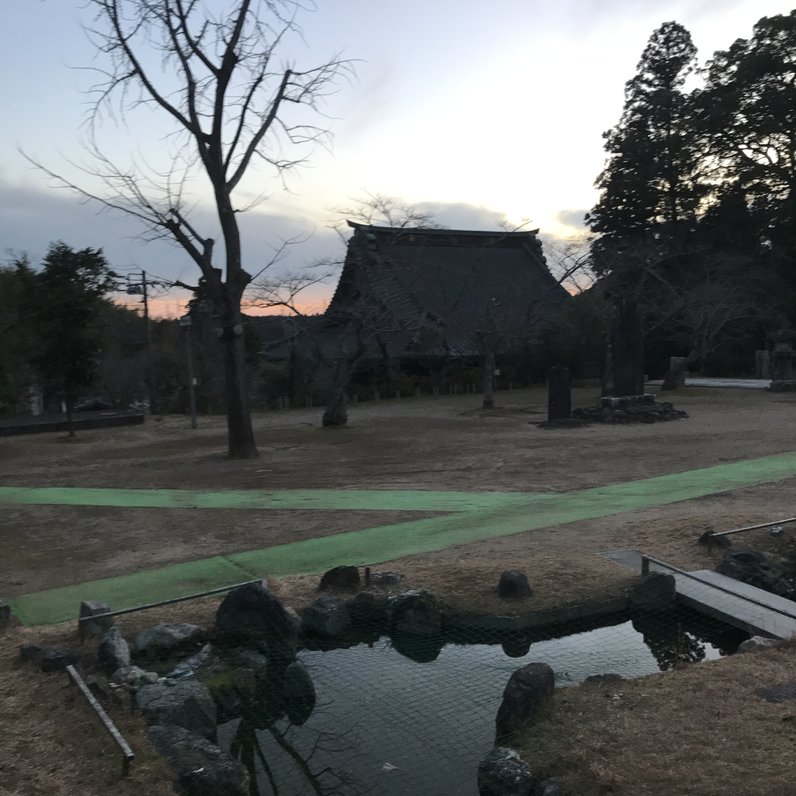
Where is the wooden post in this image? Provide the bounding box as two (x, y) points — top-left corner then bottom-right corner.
(547, 366), (571, 421)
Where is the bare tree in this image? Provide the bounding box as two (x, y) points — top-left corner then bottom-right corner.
(596, 242), (767, 390)
(29, 0), (352, 458)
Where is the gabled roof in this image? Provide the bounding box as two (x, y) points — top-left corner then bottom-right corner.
(326, 222), (568, 357)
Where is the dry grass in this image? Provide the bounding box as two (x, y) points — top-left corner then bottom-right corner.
(3, 388), (796, 792)
(519, 642), (796, 795)
(0, 624), (173, 796)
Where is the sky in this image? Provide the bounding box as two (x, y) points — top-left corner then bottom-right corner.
(2, 0), (795, 316)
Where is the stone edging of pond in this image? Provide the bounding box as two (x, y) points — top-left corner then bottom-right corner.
(444, 596), (631, 634)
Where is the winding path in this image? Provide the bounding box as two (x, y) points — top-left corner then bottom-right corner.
(4, 450), (796, 625)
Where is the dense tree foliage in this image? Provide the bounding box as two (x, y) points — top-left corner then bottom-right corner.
(588, 14), (796, 379)
(588, 22), (701, 268)
(0, 259), (38, 414)
(31, 243), (118, 433)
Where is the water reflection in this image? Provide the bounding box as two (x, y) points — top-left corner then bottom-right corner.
(223, 658), (369, 795)
(213, 607), (744, 796)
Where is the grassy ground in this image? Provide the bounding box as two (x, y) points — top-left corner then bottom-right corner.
(2, 386), (796, 793)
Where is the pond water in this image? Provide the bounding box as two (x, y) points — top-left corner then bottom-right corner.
(219, 609), (746, 795)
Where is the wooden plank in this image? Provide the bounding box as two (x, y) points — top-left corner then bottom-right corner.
(646, 561), (796, 639)
(65, 665), (135, 776)
(689, 570), (796, 619)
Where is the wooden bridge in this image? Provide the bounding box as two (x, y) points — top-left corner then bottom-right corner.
(600, 548), (796, 639)
(641, 554), (796, 640)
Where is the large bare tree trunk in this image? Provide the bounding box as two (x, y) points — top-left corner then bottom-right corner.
(322, 359), (351, 427)
(322, 388), (348, 427)
(222, 328), (258, 458)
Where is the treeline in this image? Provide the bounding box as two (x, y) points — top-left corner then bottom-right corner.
(581, 12), (796, 379)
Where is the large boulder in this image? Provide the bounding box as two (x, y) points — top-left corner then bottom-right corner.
(302, 596), (351, 638)
(498, 571), (533, 600)
(137, 678), (217, 741)
(388, 590), (442, 636)
(477, 747), (535, 796)
(319, 566), (361, 592)
(283, 661), (316, 726)
(630, 572), (676, 611)
(214, 582), (297, 663)
(348, 592), (388, 633)
(147, 725), (249, 796)
(495, 662), (555, 741)
(133, 623), (206, 662)
(97, 627), (131, 675)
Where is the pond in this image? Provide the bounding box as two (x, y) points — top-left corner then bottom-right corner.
(218, 607), (747, 795)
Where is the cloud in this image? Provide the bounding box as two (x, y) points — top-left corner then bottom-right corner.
(414, 201), (510, 230)
(555, 209), (589, 231)
(0, 178), (341, 271)
(0, 179), (344, 316)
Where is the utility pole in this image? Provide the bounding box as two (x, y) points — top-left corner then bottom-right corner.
(179, 314), (198, 429)
(126, 270), (172, 413)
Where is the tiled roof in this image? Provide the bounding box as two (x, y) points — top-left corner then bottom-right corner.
(326, 223), (568, 357)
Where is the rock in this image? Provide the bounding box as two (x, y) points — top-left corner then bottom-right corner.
(137, 678), (217, 741)
(227, 648), (270, 678)
(78, 600), (112, 639)
(319, 565), (361, 592)
(0, 599), (14, 632)
(20, 643), (78, 673)
(630, 572), (676, 611)
(498, 571), (533, 599)
(502, 638), (532, 658)
(537, 778), (562, 796)
(39, 647), (78, 673)
(756, 682), (796, 703)
(283, 661), (316, 726)
(303, 596), (351, 638)
(738, 636), (782, 653)
(717, 548), (795, 598)
(477, 747), (535, 796)
(388, 590), (442, 636)
(133, 623), (206, 661)
(391, 632), (444, 663)
(111, 665), (159, 686)
(169, 644), (215, 680)
(284, 607), (303, 635)
(97, 627), (131, 675)
(370, 570), (402, 586)
(214, 581), (297, 663)
(572, 398), (687, 424)
(348, 592), (388, 631)
(19, 643), (43, 663)
(495, 662), (555, 741)
(147, 725), (249, 796)
(202, 664), (258, 724)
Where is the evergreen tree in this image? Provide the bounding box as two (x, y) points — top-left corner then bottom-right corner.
(32, 242), (117, 435)
(696, 11), (796, 321)
(0, 258), (38, 414)
(588, 22), (701, 272)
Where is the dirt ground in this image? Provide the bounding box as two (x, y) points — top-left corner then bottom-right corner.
(2, 385), (796, 601)
(2, 385), (796, 794)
